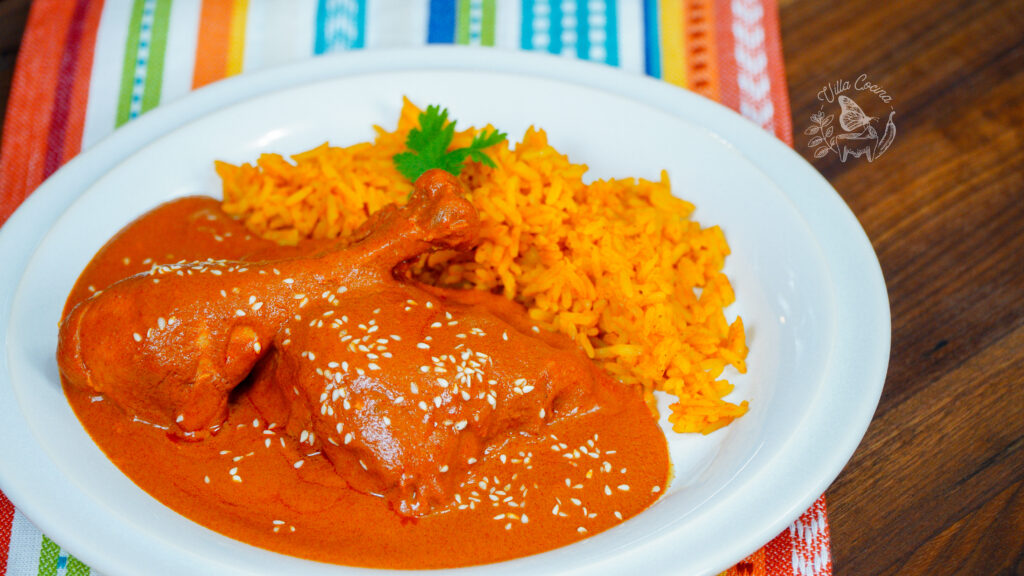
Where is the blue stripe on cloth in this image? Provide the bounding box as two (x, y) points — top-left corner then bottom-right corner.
(521, 0), (564, 54)
(128, 0), (158, 120)
(427, 0), (456, 43)
(468, 0), (484, 44)
(604, 0), (619, 65)
(573, 0), (618, 65)
(548, 0), (563, 55)
(520, 0), (534, 50)
(642, 0), (661, 77)
(315, 0), (366, 54)
(575, 0), (590, 60)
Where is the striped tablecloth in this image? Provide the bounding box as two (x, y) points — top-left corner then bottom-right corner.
(0, 1), (831, 575)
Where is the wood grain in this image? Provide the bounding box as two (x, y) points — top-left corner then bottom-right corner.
(779, 0), (1024, 574)
(0, 0), (1020, 574)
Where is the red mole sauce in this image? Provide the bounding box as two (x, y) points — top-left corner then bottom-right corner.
(57, 171), (669, 568)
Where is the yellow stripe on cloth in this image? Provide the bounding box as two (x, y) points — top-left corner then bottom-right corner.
(659, 0), (687, 88)
(226, 0), (249, 76)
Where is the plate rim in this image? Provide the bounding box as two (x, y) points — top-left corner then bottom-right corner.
(0, 46), (890, 576)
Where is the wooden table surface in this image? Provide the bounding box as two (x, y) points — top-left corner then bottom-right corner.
(1, 0), (1021, 574)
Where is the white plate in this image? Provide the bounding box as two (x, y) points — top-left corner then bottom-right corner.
(0, 48), (889, 576)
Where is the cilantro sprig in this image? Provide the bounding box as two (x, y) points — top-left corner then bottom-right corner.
(394, 105), (507, 182)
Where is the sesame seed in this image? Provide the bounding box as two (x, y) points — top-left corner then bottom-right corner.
(294, 460), (304, 469)
(618, 484), (630, 492)
(133, 333), (142, 342)
(204, 476), (210, 484)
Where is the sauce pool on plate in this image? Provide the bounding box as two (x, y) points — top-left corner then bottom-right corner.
(57, 171), (670, 568)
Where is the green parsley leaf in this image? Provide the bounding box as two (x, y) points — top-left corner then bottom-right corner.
(394, 105), (507, 182)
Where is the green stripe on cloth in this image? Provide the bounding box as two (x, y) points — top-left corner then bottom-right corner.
(67, 554), (91, 576)
(36, 536), (59, 576)
(480, 0), (496, 46)
(142, 0), (172, 113)
(115, 0), (173, 127)
(455, 0), (469, 44)
(115, 0), (146, 126)
(455, 0), (495, 46)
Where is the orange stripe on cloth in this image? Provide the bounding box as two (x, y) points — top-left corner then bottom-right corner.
(193, 0), (233, 89)
(712, 0), (740, 113)
(0, 0), (77, 225)
(686, 0), (721, 102)
(193, 0), (249, 89)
